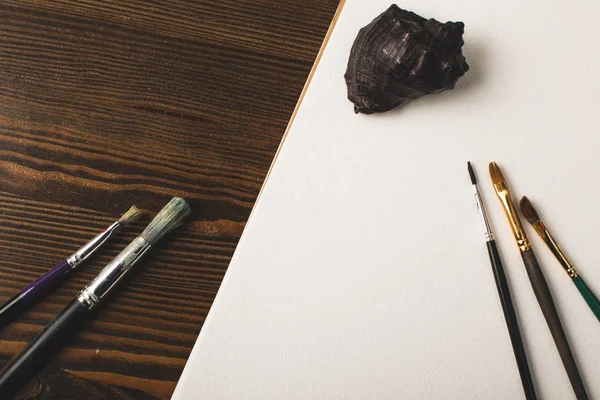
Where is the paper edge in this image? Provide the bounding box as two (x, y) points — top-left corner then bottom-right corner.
(249, 0), (348, 219)
(172, 2), (347, 397)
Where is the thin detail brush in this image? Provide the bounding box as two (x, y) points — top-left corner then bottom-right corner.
(489, 162), (589, 400)
(467, 162), (537, 400)
(0, 205), (143, 329)
(520, 196), (600, 322)
(0, 197), (191, 397)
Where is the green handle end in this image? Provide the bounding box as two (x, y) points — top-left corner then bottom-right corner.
(573, 275), (600, 322)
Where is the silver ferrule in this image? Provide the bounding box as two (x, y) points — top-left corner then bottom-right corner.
(77, 236), (151, 310)
(67, 221), (122, 267)
(473, 185), (494, 241)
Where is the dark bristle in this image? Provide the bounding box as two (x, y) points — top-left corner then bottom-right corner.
(519, 196), (541, 225)
(467, 161), (477, 184)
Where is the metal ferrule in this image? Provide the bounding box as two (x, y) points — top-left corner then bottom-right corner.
(538, 223), (579, 278)
(77, 236), (151, 310)
(493, 181), (531, 252)
(531, 221), (548, 241)
(67, 221), (122, 267)
(473, 185), (494, 242)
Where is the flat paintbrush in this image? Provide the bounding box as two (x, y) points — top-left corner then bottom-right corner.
(467, 162), (537, 400)
(489, 162), (589, 400)
(520, 196), (600, 322)
(0, 205), (142, 329)
(0, 197), (191, 397)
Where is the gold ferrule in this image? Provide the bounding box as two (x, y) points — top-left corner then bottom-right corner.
(493, 181), (531, 252)
(541, 225), (579, 278)
(531, 222), (548, 241)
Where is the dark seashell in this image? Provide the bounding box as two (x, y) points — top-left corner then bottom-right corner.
(344, 5), (469, 114)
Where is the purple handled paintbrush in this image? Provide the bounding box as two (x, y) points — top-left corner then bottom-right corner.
(0, 206), (142, 329)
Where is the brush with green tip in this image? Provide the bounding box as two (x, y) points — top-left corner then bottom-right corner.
(0, 197), (191, 397)
(520, 196), (600, 322)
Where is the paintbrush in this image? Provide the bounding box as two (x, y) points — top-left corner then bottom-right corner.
(0, 205), (143, 329)
(520, 196), (600, 322)
(467, 162), (537, 399)
(489, 162), (589, 400)
(0, 197), (191, 396)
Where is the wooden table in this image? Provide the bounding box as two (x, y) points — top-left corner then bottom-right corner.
(0, 1), (340, 398)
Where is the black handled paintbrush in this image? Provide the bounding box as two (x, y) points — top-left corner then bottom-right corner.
(0, 197), (191, 397)
(467, 162), (537, 400)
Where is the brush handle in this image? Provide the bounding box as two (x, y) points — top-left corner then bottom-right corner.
(0, 260), (73, 329)
(487, 240), (537, 400)
(521, 249), (589, 400)
(0, 298), (90, 396)
(572, 276), (600, 322)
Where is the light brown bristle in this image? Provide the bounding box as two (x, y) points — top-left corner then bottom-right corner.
(519, 196), (541, 225)
(118, 205), (143, 226)
(488, 162), (505, 184)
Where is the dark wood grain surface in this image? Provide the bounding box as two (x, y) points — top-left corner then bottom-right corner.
(0, 1), (340, 398)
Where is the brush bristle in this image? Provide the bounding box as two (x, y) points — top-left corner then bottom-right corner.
(141, 198), (191, 245)
(519, 196), (541, 225)
(118, 205), (143, 226)
(488, 162), (505, 184)
(467, 161), (477, 184)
